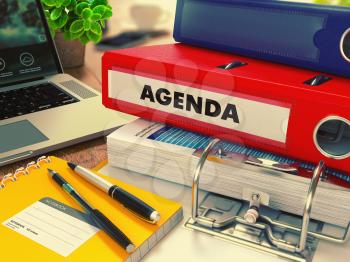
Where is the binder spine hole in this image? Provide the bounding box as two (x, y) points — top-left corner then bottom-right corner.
(340, 27), (350, 63)
(314, 117), (350, 159)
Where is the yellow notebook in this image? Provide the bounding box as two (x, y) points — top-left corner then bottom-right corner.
(0, 156), (183, 261)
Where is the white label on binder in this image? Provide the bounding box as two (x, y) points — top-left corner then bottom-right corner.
(2, 198), (99, 257)
(108, 70), (291, 144)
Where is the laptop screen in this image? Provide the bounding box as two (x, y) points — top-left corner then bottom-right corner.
(0, 0), (61, 86)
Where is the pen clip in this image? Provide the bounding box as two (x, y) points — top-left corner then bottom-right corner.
(109, 186), (159, 224)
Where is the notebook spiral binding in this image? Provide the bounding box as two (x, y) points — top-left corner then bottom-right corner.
(0, 156), (51, 190)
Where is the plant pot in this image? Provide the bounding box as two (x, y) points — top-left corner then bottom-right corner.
(54, 32), (86, 69)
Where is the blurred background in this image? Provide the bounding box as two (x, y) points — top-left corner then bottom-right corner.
(66, 0), (348, 89)
(99, 0), (349, 48)
(107, 0), (177, 33)
(74, 0), (178, 88)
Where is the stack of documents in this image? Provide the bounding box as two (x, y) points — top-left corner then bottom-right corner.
(107, 119), (350, 227)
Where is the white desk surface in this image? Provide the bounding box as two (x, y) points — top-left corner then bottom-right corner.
(100, 164), (350, 262)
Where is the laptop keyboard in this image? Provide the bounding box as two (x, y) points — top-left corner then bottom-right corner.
(0, 83), (79, 120)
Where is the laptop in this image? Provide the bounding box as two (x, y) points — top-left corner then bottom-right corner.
(0, 0), (135, 166)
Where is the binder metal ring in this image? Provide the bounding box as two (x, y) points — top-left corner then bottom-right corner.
(187, 139), (350, 261)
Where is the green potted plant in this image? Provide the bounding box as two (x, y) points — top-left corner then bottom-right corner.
(41, 0), (112, 68)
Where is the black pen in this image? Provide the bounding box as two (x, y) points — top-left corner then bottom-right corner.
(67, 162), (161, 224)
(48, 169), (135, 253)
